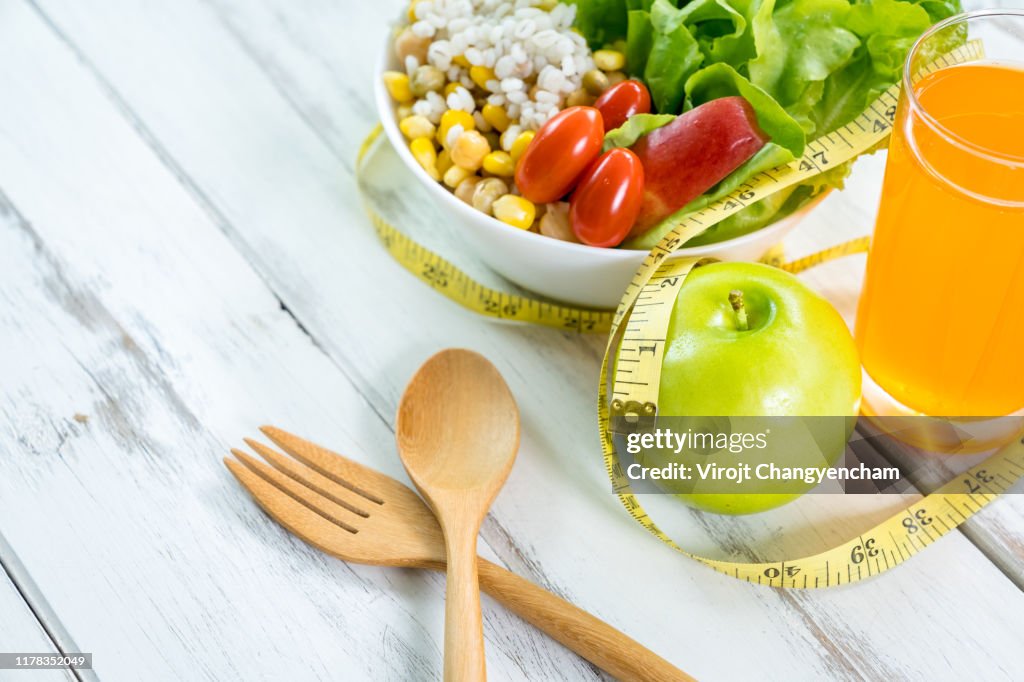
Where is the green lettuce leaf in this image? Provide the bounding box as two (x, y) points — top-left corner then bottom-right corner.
(806, 0), (933, 136)
(569, 0), (629, 48)
(913, 0), (961, 22)
(603, 113), (677, 151)
(749, 0), (861, 135)
(625, 8), (655, 76)
(643, 0), (704, 114)
(672, 0), (751, 67)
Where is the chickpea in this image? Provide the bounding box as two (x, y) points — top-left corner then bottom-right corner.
(394, 28), (430, 65)
(582, 69), (609, 96)
(566, 88), (595, 107)
(410, 65), (445, 97)
(605, 70), (627, 88)
(539, 202), (577, 242)
(529, 202), (547, 232)
(451, 130), (491, 171)
(472, 177), (509, 215)
(454, 176), (482, 204)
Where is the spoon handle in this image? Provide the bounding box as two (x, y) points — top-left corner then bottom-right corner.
(477, 559), (695, 682)
(443, 522), (487, 682)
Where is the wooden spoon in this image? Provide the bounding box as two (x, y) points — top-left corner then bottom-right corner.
(397, 349), (520, 682)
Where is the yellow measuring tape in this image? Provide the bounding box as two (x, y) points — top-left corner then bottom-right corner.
(359, 40), (1024, 587)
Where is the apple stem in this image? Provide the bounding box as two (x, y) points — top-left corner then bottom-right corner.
(729, 289), (749, 331)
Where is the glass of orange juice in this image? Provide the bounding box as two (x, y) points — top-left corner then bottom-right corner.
(856, 10), (1024, 431)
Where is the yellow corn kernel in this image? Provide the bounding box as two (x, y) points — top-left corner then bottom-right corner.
(383, 71), (413, 103)
(453, 55), (471, 68)
(594, 49), (626, 72)
(510, 131), (535, 163)
(395, 104), (414, 120)
(399, 115), (436, 140)
(469, 65), (496, 90)
(444, 82), (462, 98)
(436, 148), (454, 176)
(443, 164), (474, 188)
(451, 130), (490, 170)
(407, 0), (423, 22)
(482, 150), (514, 177)
(437, 109), (475, 147)
(409, 137), (440, 181)
(481, 104), (510, 132)
(492, 195), (536, 230)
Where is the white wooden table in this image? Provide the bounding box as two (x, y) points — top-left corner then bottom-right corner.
(1, 1), (1022, 680)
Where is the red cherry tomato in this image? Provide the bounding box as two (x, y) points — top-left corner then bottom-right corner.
(570, 147), (645, 248)
(594, 80), (652, 132)
(515, 106), (604, 204)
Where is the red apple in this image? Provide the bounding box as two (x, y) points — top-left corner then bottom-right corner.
(630, 96), (768, 236)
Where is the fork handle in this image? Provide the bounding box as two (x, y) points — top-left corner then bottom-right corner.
(477, 559), (695, 682)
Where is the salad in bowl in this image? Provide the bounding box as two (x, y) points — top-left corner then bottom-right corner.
(377, 0), (960, 305)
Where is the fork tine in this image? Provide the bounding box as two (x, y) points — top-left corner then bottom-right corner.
(224, 457), (362, 559)
(260, 426), (390, 504)
(229, 449), (360, 533)
(257, 427), (447, 557)
(243, 439), (371, 518)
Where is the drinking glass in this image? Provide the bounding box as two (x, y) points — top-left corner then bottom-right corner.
(856, 10), (1024, 424)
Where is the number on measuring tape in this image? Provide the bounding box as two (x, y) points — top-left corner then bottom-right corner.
(850, 538), (878, 564)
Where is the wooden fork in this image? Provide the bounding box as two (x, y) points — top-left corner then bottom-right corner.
(224, 426), (694, 682)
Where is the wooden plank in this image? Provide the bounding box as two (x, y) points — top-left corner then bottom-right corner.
(9, 0), (1019, 679)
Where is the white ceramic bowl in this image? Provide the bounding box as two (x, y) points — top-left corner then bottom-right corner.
(374, 33), (822, 309)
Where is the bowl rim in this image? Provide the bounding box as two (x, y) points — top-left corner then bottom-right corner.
(373, 28), (821, 263)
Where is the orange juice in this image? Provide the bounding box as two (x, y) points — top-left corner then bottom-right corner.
(856, 61), (1024, 417)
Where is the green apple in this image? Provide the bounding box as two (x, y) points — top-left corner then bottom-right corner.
(633, 261), (861, 514)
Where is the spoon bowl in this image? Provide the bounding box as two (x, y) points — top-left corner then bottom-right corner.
(397, 349), (519, 496)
